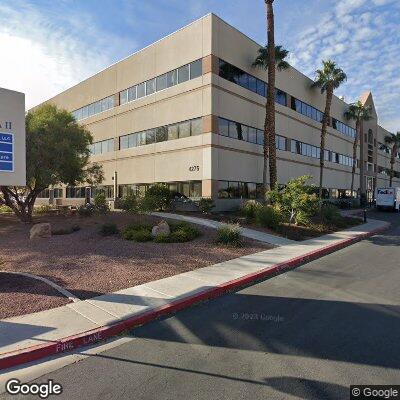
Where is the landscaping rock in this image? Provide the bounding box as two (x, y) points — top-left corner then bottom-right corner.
(30, 223), (52, 239)
(151, 220), (170, 237)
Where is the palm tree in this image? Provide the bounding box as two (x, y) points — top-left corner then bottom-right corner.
(344, 101), (372, 196)
(312, 60), (347, 206)
(253, 45), (289, 193)
(252, 2), (290, 194)
(384, 132), (400, 186)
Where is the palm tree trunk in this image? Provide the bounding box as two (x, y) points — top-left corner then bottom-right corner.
(390, 150), (395, 187)
(266, 0), (277, 190)
(319, 86), (333, 207)
(350, 120), (360, 194)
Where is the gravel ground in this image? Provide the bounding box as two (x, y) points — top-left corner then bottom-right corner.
(0, 212), (270, 317)
(0, 272), (70, 319)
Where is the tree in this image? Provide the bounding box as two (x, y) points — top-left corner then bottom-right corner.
(252, 44), (290, 194)
(268, 175), (318, 226)
(0, 104), (104, 222)
(312, 60), (347, 207)
(384, 132), (400, 187)
(344, 101), (372, 195)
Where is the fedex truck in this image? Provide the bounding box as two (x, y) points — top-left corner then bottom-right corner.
(375, 187), (400, 211)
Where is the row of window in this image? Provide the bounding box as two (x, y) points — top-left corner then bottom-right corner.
(218, 181), (264, 199)
(71, 59), (202, 122)
(120, 118), (202, 150)
(377, 166), (400, 178)
(218, 58), (356, 140)
(120, 59), (202, 106)
(72, 96), (114, 121)
(219, 59), (287, 106)
(119, 181), (202, 199)
(89, 138), (115, 155)
(218, 117), (354, 167)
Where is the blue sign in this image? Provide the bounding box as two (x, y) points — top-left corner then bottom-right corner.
(0, 133), (12, 143)
(0, 162), (13, 171)
(0, 152), (12, 161)
(0, 132), (13, 172)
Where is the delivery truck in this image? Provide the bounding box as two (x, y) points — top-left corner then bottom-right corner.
(375, 187), (400, 211)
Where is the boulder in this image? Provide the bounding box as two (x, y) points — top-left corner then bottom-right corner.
(30, 223), (52, 239)
(151, 220), (170, 237)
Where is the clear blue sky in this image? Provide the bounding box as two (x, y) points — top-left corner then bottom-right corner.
(0, 0), (398, 131)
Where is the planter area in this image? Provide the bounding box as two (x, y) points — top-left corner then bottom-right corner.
(0, 212), (270, 319)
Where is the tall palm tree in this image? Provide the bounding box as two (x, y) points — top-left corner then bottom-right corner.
(384, 132), (400, 186)
(253, 45), (289, 194)
(344, 101), (372, 195)
(312, 60), (347, 206)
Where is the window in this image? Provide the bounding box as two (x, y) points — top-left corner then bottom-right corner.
(248, 127), (257, 144)
(137, 82), (146, 98)
(275, 90), (287, 106)
(146, 129), (155, 144)
(257, 129), (264, 146)
(128, 86), (136, 102)
(90, 138), (114, 155)
(168, 124), (179, 140)
(256, 79), (266, 97)
(178, 64), (190, 83)
(156, 74), (167, 91)
(191, 118), (202, 136)
(53, 188), (63, 198)
(276, 135), (286, 150)
(229, 121), (239, 139)
(66, 187), (86, 198)
(146, 79), (155, 95)
(167, 70), (178, 87)
(219, 118), (229, 137)
(179, 121), (190, 138)
(120, 90), (128, 105)
(190, 59), (202, 79)
(218, 181), (262, 199)
(156, 126), (168, 142)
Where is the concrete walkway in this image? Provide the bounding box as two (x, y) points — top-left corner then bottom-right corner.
(0, 218), (389, 368)
(152, 212), (295, 246)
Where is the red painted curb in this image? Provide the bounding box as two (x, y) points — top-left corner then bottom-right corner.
(0, 223), (390, 371)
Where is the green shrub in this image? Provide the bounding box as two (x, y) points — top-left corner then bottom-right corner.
(255, 206), (282, 229)
(99, 223), (119, 236)
(93, 193), (109, 214)
(138, 184), (172, 212)
(216, 223), (243, 247)
(242, 200), (263, 221)
(34, 204), (54, 215)
(321, 204), (341, 224)
(118, 193), (138, 212)
(122, 224), (152, 241)
(0, 205), (12, 214)
(125, 223), (152, 232)
(198, 198), (215, 213)
(78, 203), (95, 217)
(130, 229), (153, 242)
(155, 221), (201, 243)
(268, 175), (318, 226)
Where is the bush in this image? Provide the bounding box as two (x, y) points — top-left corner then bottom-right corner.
(198, 198), (215, 213)
(118, 193), (138, 212)
(0, 205), (12, 214)
(242, 200), (263, 221)
(34, 205), (54, 215)
(320, 204), (341, 224)
(216, 223), (243, 247)
(78, 203), (95, 217)
(99, 223), (119, 236)
(93, 193), (109, 214)
(122, 224), (152, 242)
(139, 184), (172, 212)
(255, 206), (282, 229)
(155, 222), (201, 243)
(269, 175), (318, 226)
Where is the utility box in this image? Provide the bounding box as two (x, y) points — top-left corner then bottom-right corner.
(0, 87), (26, 186)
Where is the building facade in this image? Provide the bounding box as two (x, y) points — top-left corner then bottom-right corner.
(35, 14), (399, 209)
(0, 87), (26, 187)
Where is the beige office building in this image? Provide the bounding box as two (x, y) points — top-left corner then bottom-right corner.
(36, 14), (399, 209)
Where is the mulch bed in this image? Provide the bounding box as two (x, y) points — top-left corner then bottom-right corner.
(0, 212), (270, 318)
(176, 211), (362, 241)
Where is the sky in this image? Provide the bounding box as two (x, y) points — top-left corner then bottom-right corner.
(0, 0), (399, 132)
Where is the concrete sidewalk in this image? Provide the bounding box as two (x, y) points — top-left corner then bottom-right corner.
(152, 212), (295, 246)
(0, 218), (390, 370)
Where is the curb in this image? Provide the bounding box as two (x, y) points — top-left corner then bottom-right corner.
(0, 223), (390, 371)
